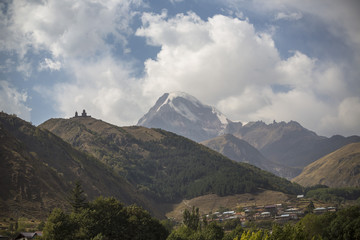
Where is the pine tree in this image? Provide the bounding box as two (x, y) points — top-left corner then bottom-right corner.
(68, 181), (88, 213)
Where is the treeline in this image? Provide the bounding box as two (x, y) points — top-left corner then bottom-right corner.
(304, 185), (360, 203)
(42, 198), (168, 240)
(20, 181), (360, 240)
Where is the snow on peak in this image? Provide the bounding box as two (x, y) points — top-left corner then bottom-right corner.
(156, 91), (202, 113)
(154, 91), (229, 125)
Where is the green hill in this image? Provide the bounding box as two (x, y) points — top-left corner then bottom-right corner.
(0, 112), (158, 219)
(40, 117), (302, 202)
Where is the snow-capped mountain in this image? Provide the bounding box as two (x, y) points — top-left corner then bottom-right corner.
(137, 92), (231, 142)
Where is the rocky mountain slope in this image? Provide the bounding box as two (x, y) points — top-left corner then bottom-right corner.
(137, 92), (230, 142)
(293, 142), (360, 187)
(40, 116), (302, 203)
(0, 112), (157, 219)
(201, 134), (300, 179)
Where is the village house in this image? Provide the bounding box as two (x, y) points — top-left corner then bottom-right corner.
(14, 232), (42, 240)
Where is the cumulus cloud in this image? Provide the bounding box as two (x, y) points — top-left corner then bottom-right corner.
(1, 0), (359, 136)
(137, 11), (360, 136)
(5, 0), (141, 58)
(0, 81), (31, 121)
(2, 0), (146, 125)
(137, 12), (280, 102)
(35, 56), (145, 126)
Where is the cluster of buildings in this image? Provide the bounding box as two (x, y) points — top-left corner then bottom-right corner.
(206, 203), (337, 225)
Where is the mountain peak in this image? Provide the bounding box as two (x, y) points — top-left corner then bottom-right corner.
(137, 92), (230, 141)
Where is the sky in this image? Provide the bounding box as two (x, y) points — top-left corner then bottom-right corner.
(0, 0), (359, 137)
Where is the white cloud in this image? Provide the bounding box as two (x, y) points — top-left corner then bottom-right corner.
(3, 0), (145, 125)
(35, 56), (145, 126)
(137, 12), (280, 102)
(0, 81), (31, 121)
(1, 0), (359, 136)
(137, 11), (360, 136)
(7, 0), (141, 58)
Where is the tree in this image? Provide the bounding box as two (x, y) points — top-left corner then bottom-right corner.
(183, 206), (200, 231)
(85, 197), (127, 239)
(306, 201), (315, 214)
(124, 204), (168, 240)
(202, 222), (224, 240)
(68, 181), (88, 213)
(42, 208), (76, 240)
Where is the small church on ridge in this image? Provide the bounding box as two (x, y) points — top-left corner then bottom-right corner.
(74, 109), (91, 118)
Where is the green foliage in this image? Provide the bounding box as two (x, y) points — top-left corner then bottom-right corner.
(201, 222), (224, 240)
(183, 207), (200, 231)
(67, 181), (88, 213)
(267, 206), (360, 240)
(326, 205), (360, 240)
(43, 208), (77, 240)
(42, 196), (168, 240)
(305, 187), (360, 203)
(223, 225), (245, 240)
(237, 229), (269, 240)
(124, 204), (169, 240)
(167, 225), (195, 240)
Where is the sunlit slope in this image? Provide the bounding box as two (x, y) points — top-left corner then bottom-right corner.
(293, 143), (360, 187)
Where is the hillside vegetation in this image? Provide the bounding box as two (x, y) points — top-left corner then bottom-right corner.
(293, 142), (360, 187)
(0, 112), (157, 219)
(40, 117), (302, 203)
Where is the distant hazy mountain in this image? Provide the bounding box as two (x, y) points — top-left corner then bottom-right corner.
(137, 92), (230, 142)
(201, 134), (300, 179)
(230, 121), (360, 168)
(0, 112), (156, 219)
(138, 92), (360, 172)
(293, 142), (360, 187)
(41, 116), (302, 203)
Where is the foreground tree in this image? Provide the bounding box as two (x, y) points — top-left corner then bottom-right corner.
(42, 208), (76, 240)
(43, 196), (168, 240)
(183, 206), (200, 231)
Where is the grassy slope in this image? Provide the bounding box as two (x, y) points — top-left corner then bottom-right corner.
(293, 142), (360, 187)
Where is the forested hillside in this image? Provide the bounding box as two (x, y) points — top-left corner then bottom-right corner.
(41, 117), (302, 202)
(0, 112), (157, 218)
